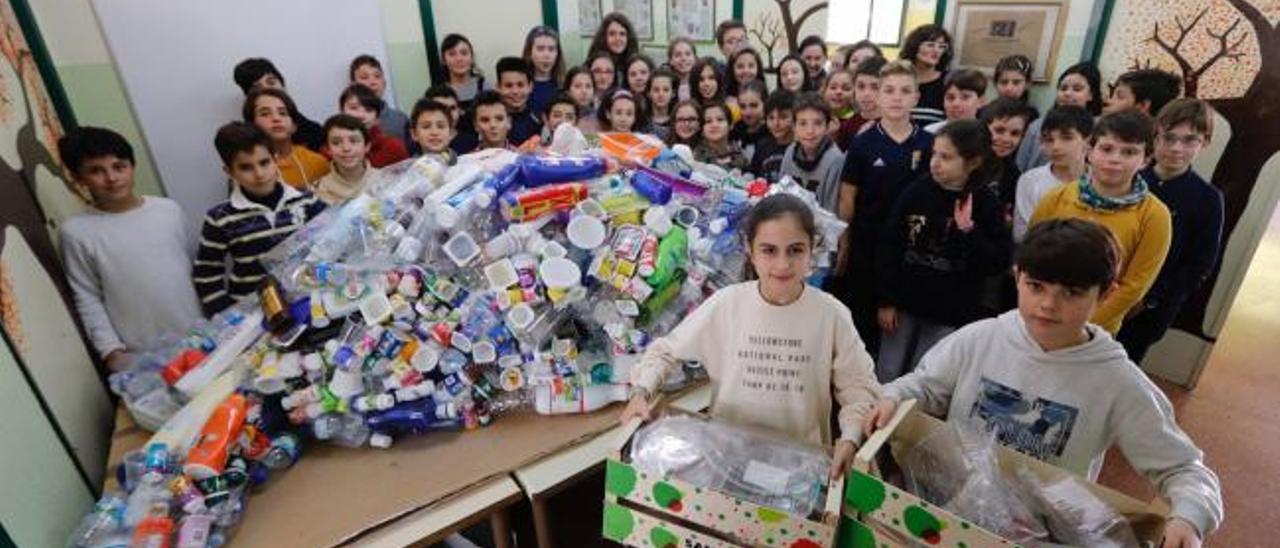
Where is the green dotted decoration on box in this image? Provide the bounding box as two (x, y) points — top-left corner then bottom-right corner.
(845, 471), (886, 513)
(653, 481), (684, 512)
(757, 507), (787, 523)
(836, 517), (878, 548)
(603, 501), (636, 540)
(649, 525), (680, 548)
(606, 460), (637, 497)
(903, 505), (944, 544)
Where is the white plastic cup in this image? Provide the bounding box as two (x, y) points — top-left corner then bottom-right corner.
(567, 215), (607, 250)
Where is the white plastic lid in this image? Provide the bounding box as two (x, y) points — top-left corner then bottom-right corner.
(472, 341), (497, 364)
(538, 257), (581, 289)
(643, 206), (673, 236)
(567, 214), (607, 250)
(443, 232), (480, 266)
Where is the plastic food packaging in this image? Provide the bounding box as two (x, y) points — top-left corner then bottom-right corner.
(1014, 467), (1141, 548)
(629, 416), (831, 516)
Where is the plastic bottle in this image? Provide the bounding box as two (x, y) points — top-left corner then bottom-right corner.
(532, 383), (629, 415)
(67, 493), (126, 548)
(365, 397), (460, 436)
(184, 394), (247, 481)
(123, 477), (171, 527)
(174, 514), (214, 548)
(130, 506), (174, 548)
(312, 412), (371, 448)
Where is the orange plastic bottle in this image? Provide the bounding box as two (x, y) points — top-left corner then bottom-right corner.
(183, 393), (247, 480)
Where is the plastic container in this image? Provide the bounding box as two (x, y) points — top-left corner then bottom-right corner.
(567, 214), (607, 250)
(538, 257), (581, 304)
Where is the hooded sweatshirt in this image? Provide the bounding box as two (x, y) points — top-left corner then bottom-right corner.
(780, 137), (845, 213)
(630, 281), (881, 446)
(883, 311), (1223, 537)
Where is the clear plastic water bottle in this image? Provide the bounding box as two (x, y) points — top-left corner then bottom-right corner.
(66, 492), (125, 547)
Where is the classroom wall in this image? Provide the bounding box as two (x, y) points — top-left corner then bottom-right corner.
(435, 0), (546, 83)
(383, 0), (433, 108)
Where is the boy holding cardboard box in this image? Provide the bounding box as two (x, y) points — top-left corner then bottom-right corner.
(863, 218), (1222, 548)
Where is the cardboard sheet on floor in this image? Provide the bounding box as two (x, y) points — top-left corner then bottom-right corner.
(104, 405), (621, 546)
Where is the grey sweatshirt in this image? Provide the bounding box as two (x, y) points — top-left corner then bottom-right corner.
(883, 311), (1223, 537)
(780, 140), (845, 214)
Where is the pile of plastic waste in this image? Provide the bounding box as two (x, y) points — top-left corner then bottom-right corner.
(72, 132), (851, 547)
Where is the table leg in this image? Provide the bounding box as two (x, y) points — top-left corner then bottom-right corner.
(490, 507), (513, 548)
(530, 495), (554, 548)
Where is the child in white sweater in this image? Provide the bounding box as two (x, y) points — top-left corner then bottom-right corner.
(623, 194), (881, 481)
(865, 219), (1222, 547)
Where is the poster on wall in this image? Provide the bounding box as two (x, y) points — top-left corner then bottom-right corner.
(668, 0), (715, 42)
(951, 1), (1064, 82)
(579, 0), (603, 37)
(1097, 0), (1280, 385)
(614, 0), (655, 41)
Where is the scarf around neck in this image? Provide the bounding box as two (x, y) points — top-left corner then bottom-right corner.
(1077, 171), (1149, 211)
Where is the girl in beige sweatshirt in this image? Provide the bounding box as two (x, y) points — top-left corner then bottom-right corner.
(622, 194), (881, 479)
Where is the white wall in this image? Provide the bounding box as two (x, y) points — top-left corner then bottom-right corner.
(434, 0), (545, 82)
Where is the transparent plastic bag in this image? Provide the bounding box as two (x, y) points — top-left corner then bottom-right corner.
(629, 416), (831, 516)
(900, 422), (1049, 542)
(1013, 467), (1141, 548)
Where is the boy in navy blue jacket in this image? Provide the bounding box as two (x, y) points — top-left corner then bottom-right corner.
(1118, 98), (1223, 363)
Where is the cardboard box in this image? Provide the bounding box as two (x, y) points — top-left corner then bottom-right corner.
(602, 413), (845, 548)
(842, 400), (1170, 547)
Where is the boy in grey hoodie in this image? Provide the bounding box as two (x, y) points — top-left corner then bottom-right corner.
(780, 93), (845, 213)
(864, 218), (1222, 548)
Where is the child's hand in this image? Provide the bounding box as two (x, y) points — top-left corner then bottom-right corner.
(1160, 518), (1202, 548)
(862, 398), (899, 439)
(877, 306), (898, 333)
(953, 193), (975, 233)
(619, 395), (657, 425)
(829, 439), (858, 482)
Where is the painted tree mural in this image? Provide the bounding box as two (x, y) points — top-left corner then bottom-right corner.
(1103, 0), (1280, 339)
(750, 0), (829, 71)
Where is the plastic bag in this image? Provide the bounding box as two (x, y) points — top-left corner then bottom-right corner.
(629, 416), (831, 516)
(1014, 467), (1141, 548)
(900, 421), (1049, 542)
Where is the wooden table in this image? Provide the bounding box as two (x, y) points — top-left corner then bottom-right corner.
(511, 384), (713, 548)
(102, 400), (622, 547)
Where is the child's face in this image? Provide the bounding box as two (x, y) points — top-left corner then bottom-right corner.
(648, 77), (673, 111)
(823, 72), (854, 110)
(252, 95), (295, 143)
(987, 116), (1027, 159)
(848, 48), (877, 69)
(546, 103), (577, 134)
(341, 97), (378, 128)
(443, 42), (474, 77)
(996, 71), (1028, 101)
(1056, 74), (1092, 109)
(877, 74), (919, 121)
(431, 96), (461, 125)
(1042, 128), (1088, 168)
(738, 91), (763, 126)
(530, 36), (558, 76)
(626, 61), (650, 94)
(670, 43), (696, 75)
(498, 72), (532, 110)
(1103, 82), (1137, 114)
(568, 74), (595, 107)
(697, 66), (719, 99)
(673, 105), (700, 140)
(801, 44), (827, 78)
(225, 145), (280, 197)
(1014, 270), (1103, 349)
(793, 109), (827, 151)
(590, 58), (616, 92)
(929, 134), (977, 187)
(778, 60), (805, 92)
(1088, 134), (1148, 190)
(353, 64), (386, 97)
(719, 28), (748, 58)
(76, 155), (136, 206)
(766, 109), (794, 142)
(732, 54), (759, 88)
(475, 104), (511, 147)
(1154, 123), (1206, 175)
(327, 127), (370, 171)
(701, 106), (729, 143)
(606, 21), (629, 55)
(748, 216), (813, 296)
(413, 111), (453, 153)
(608, 98), (637, 132)
(943, 86), (982, 120)
(853, 74), (880, 114)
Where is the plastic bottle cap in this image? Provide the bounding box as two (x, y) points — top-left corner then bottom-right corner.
(538, 257), (581, 290)
(436, 205), (460, 230)
(412, 345), (440, 372)
(673, 206), (700, 228)
(567, 215), (607, 250)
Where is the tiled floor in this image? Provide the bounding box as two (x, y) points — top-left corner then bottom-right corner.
(1099, 205), (1280, 546)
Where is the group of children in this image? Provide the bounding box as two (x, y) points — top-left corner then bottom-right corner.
(53, 13), (1224, 546)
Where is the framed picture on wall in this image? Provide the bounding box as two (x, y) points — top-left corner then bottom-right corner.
(950, 0), (1067, 82)
(667, 0), (715, 42)
(614, 0), (655, 41)
(580, 0), (603, 37)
